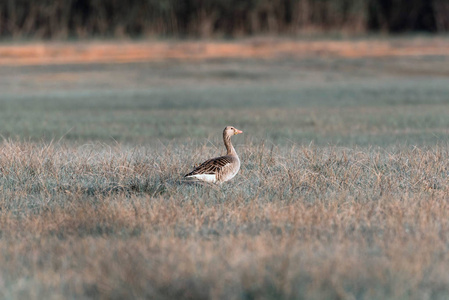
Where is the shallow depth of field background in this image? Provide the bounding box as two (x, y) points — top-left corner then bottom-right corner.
(1, 1), (449, 299)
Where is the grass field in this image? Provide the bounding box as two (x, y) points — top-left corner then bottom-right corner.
(1, 36), (449, 299)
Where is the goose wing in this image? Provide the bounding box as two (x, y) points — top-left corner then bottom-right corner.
(185, 155), (235, 177)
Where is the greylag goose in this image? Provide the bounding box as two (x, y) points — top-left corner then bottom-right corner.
(185, 126), (243, 183)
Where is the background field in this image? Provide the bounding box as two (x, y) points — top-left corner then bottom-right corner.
(2, 37), (449, 146)
(1, 37), (449, 299)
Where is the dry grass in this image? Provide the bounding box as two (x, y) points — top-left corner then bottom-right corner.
(1, 37), (449, 66)
(1, 140), (449, 299)
(2, 37), (449, 299)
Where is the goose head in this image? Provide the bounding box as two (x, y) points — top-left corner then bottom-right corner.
(223, 126), (243, 138)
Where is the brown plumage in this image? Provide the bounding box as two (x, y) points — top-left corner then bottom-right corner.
(184, 126), (243, 183)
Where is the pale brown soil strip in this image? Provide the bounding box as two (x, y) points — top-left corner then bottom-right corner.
(0, 38), (448, 66)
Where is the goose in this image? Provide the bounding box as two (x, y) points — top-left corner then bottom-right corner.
(184, 126), (243, 184)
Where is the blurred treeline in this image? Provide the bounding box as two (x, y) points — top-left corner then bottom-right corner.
(1, 0), (448, 38)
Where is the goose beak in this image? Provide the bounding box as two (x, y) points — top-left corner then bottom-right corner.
(235, 129), (243, 135)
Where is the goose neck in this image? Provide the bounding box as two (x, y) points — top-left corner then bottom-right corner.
(224, 134), (237, 156)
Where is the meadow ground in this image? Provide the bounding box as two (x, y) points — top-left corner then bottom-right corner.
(0, 36), (449, 299)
